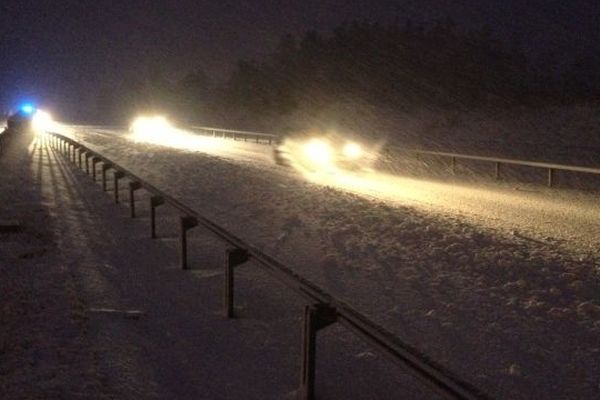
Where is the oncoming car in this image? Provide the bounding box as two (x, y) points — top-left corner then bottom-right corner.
(6, 105), (54, 134)
(274, 130), (379, 172)
(7, 104), (36, 131)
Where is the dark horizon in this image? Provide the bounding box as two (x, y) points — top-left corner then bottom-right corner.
(1, 0), (598, 119)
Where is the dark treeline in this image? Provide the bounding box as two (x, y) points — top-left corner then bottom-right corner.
(96, 19), (600, 131)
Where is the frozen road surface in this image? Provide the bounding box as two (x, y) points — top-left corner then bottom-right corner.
(68, 124), (600, 253)
(58, 124), (600, 400)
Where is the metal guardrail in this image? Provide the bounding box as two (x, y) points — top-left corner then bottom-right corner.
(396, 147), (600, 187)
(46, 132), (491, 400)
(190, 125), (278, 144)
(187, 125), (599, 188)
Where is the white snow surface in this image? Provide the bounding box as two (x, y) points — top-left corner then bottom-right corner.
(3, 132), (420, 399)
(51, 124), (600, 400)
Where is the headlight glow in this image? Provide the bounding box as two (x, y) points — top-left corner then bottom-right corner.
(32, 110), (55, 132)
(304, 139), (333, 166)
(128, 116), (225, 152)
(343, 142), (363, 159)
(130, 116), (173, 138)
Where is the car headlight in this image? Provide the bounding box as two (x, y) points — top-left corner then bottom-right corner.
(130, 116), (172, 138)
(304, 138), (333, 166)
(32, 110), (54, 132)
(342, 142), (363, 159)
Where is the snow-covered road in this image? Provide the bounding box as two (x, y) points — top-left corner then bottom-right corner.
(57, 124), (600, 400)
(69, 125), (600, 254)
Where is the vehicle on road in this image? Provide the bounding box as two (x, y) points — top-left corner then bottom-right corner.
(7, 104), (36, 131)
(273, 129), (378, 172)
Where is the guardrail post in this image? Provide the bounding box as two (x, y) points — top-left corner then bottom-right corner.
(450, 156), (456, 174)
(73, 144), (81, 165)
(85, 153), (91, 174)
(150, 196), (164, 238)
(548, 168), (554, 187)
(180, 216), (198, 270)
(129, 181), (142, 217)
(113, 171), (125, 203)
(78, 149), (83, 168)
(102, 163), (112, 191)
(495, 162), (501, 180)
(224, 248), (249, 318)
(91, 157), (101, 181)
(298, 304), (337, 400)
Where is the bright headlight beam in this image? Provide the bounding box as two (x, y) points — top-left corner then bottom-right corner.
(343, 142), (363, 159)
(32, 110), (55, 133)
(128, 115), (225, 152)
(304, 139), (333, 167)
(130, 116), (173, 139)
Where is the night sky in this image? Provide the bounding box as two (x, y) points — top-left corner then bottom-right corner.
(0, 0), (598, 117)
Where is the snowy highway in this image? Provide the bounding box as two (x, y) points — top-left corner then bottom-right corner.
(67, 124), (600, 254)
(57, 124), (600, 400)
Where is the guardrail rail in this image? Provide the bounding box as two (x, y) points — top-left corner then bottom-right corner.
(397, 147), (600, 187)
(187, 125), (600, 188)
(45, 131), (491, 400)
(190, 125), (278, 144)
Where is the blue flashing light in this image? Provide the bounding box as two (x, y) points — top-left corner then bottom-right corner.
(20, 103), (35, 115)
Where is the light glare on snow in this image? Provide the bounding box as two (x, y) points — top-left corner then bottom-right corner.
(128, 116), (225, 152)
(304, 138), (334, 167)
(32, 110), (55, 133)
(301, 169), (431, 200)
(130, 116), (173, 138)
(342, 142), (363, 159)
